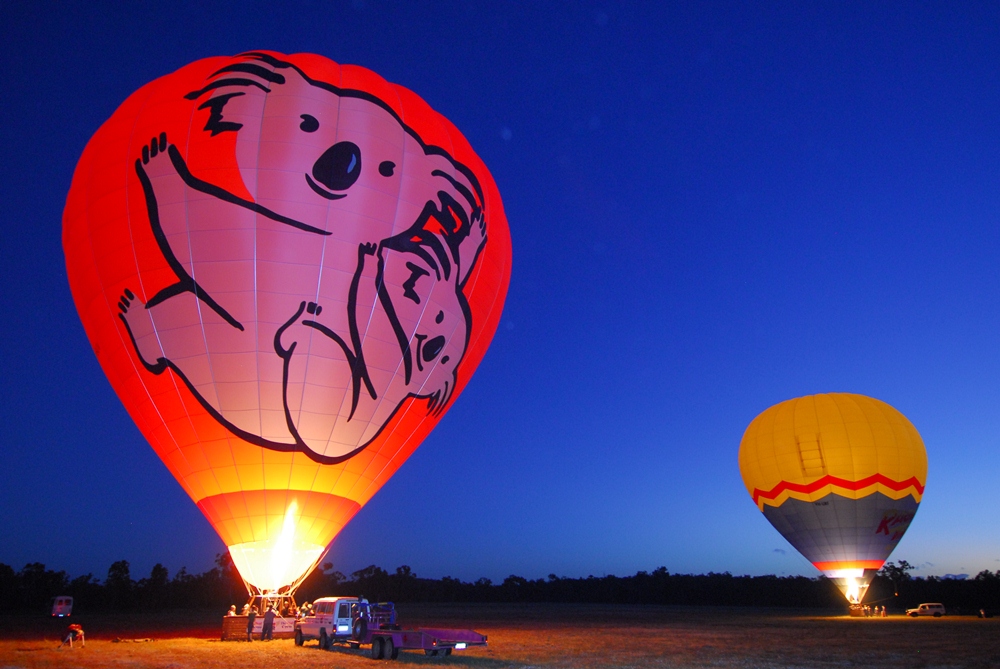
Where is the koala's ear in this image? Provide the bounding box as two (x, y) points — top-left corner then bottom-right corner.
(184, 59), (286, 136)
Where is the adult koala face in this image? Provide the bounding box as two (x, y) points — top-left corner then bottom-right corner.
(188, 54), (478, 244)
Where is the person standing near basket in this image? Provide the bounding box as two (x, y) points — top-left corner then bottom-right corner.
(246, 606), (257, 642)
(262, 605), (276, 641)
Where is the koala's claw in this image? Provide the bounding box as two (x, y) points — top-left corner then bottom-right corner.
(118, 288), (137, 314)
(141, 132), (169, 164)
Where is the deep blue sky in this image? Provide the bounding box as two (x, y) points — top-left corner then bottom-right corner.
(2, 1), (999, 584)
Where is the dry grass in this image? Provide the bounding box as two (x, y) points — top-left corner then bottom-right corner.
(1, 604), (997, 669)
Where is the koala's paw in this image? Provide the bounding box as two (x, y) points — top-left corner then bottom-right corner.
(456, 210), (487, 287)
(136, 133), (178, 184)
(141, 132), (169, 165)
(469, 209), (487, 249)
(117, 288), (138, 315)
(117, 288), (162, 369)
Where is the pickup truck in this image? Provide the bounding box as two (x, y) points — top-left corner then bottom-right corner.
(906, 602), (946, 617)
(294, 596), (487, 660)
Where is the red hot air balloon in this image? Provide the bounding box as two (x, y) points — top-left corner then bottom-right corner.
(63, 52), (511, 595)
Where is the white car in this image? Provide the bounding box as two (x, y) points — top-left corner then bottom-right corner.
(906, 603), (946, 617)
(51, 596), (73, 617)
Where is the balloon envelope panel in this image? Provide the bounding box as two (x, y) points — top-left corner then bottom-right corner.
(64, 52), (511, 592)
(738, 394), (927, 602)
(761, 493), (918, 569)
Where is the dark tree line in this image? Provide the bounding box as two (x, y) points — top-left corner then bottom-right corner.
(0, 553), (243, 612)
(300, 565), (847, 609)
(4, 557), (1000, 613)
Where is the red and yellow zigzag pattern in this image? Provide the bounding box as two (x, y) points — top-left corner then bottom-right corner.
(752, 473), (924, 510)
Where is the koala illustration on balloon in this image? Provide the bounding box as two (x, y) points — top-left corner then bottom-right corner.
(119, 53), (487, 463)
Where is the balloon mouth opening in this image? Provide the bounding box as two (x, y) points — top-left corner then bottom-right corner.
(229, 540), (326, 593)
(822, 567), (878, 604)
(228, 500), (327, 593)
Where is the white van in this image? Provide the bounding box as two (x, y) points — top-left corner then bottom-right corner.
(906, 603), (945, 617)
(295, 596), (364, 648)
(51, 596), (74, 617)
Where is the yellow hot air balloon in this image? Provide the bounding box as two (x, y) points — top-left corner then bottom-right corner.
(738, 393), (927, 604)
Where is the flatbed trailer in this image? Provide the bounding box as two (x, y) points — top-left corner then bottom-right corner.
(363, 626), (487, 660)
(295, 596), (486, 660)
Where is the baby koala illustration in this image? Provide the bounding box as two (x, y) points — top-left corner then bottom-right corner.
(119, 53), (487, 463)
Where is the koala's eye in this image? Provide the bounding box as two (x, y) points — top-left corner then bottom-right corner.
(312, 141), (362, 191)
(379, 161), (396, 177)
(299, 114), (319, 132)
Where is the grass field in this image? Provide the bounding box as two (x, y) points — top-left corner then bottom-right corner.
(1, 604), (997, 668)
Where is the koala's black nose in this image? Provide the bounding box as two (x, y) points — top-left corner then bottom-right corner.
(422, 336), (446, 363)
(312, 141), (362, 191)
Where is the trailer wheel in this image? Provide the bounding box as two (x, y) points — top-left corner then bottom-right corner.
(294, 629), (303, 646)
(425, 649), (438, 656)
(319, 629), (328, 650)
(385, 636), (398, 660)
(443, 648), (452, 656)
(370, 637), (384, 660)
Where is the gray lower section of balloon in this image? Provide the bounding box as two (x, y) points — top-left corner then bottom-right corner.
(761, 492), (919, 566)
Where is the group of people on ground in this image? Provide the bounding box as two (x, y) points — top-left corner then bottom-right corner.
(228, 601), (306, 617)
(226, 600), (318, 641)
(239, 604), (278, 641)
(862, 605), (888, 617)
